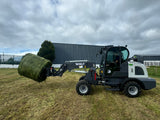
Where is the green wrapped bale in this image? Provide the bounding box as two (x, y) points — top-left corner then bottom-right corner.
(18, 53), (52, 82)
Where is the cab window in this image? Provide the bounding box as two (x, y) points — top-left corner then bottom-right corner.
(106, 47), (129, 64)
(107, 51), (114, 63)
(121, 49), (129, 61)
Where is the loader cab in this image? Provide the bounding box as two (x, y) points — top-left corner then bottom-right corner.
(100, 46), (129, 77)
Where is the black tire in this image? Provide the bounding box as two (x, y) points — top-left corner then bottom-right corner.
(76, 80), (91, 95)
(79, 75), (86, 81)
(123, 81), (141, 98)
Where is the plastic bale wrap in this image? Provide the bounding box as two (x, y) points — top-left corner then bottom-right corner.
(18, 53), (52, 82)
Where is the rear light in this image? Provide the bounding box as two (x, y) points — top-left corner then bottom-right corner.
(94, 72), (96, 80)
(50, 67), (52, 72)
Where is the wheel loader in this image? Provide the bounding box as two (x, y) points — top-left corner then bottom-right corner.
(47, 45), (156, 97)
(18, 45), (156, 98)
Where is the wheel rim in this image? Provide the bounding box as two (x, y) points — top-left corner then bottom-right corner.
(128, 86), (138, 96)
(79, 85), (88, 94)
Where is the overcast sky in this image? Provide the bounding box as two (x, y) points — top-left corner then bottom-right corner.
(0, 0), (160, 56)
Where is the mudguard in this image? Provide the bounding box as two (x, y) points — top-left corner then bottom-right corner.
(137, 78), (156, 90)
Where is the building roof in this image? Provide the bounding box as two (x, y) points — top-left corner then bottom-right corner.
(134, 54), (160, 57)
(53, 42), (104, 47)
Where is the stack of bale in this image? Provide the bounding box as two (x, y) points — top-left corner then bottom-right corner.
(18, 53), (52, 82)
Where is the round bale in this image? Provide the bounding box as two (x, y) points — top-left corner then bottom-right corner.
(18, 53), (52, 82)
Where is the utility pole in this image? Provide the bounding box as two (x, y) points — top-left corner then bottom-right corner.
(0, 54), (1, 64)
(13, 55), (15, 65)
(3, 52), (4, 63)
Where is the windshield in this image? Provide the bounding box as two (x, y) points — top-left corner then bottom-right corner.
(107, 51), (116, 63)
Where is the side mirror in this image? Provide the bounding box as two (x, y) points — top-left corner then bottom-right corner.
(130, 56), (138, 61)
(133, 58), (138, 61)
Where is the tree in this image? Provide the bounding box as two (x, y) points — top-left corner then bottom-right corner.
(7, 58), (14, 64)
(37, 40), (55, 62)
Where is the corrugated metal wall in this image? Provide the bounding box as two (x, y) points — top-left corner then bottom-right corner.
(134, 55), (160, 63)
(53, 43), (103, 64)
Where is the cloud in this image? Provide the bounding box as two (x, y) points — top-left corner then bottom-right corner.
(0, 0), (160, 56)
(141, 29), (160, 39)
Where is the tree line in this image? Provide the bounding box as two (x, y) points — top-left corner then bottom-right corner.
(0, 58), (20, 64)
(0, 40), (55, 65)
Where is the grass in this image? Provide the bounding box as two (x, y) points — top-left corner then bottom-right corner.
(0, 68), (160, 120)
(147, 66), (160, 76)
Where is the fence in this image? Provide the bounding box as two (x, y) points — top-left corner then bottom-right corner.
(1, 54), (160, 67)
(0, 54), (22, 65)
(144, 61), (160, 67)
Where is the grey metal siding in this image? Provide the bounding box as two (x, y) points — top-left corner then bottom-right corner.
(53, 43), (103, 64)
(134, 55), (160, 63)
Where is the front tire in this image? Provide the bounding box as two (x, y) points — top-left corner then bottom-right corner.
(123, 81), (141, 98)
(76, 80), (91, 95)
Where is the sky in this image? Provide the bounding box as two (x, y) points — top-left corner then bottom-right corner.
(0, 0), (160, 56)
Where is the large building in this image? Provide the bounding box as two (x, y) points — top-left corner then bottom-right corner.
(134, 55), (160, 63)
(52, 43), (160, 66)
(53, 43), (104, 64)
(134, 54), (160, 66)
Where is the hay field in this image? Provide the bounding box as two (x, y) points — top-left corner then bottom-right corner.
(0, 68), (160, 120)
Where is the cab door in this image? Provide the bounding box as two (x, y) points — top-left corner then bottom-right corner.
(105, 47), (129, 76)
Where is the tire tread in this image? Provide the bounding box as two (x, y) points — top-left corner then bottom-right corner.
(76, 80), (91, 95)
(124, 81), (141, 98)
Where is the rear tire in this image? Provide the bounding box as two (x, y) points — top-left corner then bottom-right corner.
(123, 81), (141, 98)
(76, 80), (91, 95)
